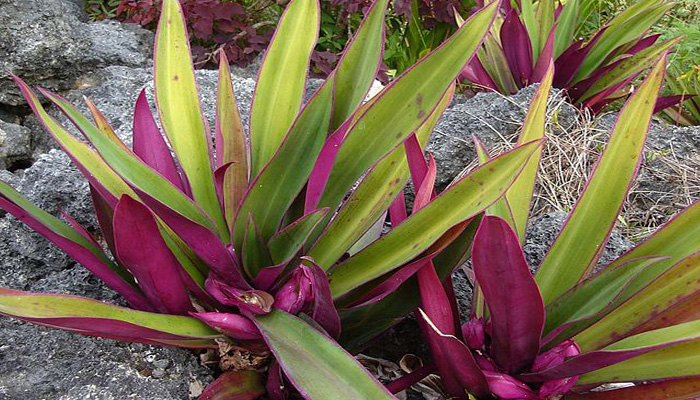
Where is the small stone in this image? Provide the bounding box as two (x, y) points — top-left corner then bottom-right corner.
(151, 368), (166, 379)
(153, 359), (170, 369)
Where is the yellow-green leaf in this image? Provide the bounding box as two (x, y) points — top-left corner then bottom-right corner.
(329, 139), (543, 297)
(535, 56), (666, 305)
(249, 0), (319, 176)
(155, 0), (226, 234)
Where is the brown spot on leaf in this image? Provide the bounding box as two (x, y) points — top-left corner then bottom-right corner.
(416, 93), (423, 107)
(173, 75), (179, 81)
(417, 110), (426, 119)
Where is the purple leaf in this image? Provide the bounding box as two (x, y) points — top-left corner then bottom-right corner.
(0, 196), (150, 311)
(133, 90), (185, 192)
(265, 361), (288, 400)
(531, 28), (555, 83)
(89, 185), (118, 257)
(501, 9), (534, 88)
(483, 371), (538, 399)
(472, 215), (545, 373)
(192, 312), (261, 340)
(519, 339), (694, 382)
(113, 195), (193, 315)
(214, 162), (235, 208)
(304, 118), (352, 214)
(554, 29), (606, 88)
(59, 209), (100, 247)
(460, 57), (500, 91)
(404, 133), (430, 191)
(252, 263), (288, 291)
(135, 189), (249, 287)
(417, 309), (489, 398)
(303, 258), (341, 339)
(274, 266), (313, 315)
(654, 95), (697, 114)
(198, 370), (265, 400)
(389, 190), (408, 228)
(627, 34), (661, 55)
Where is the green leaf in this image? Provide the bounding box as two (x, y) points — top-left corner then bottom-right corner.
(249, 0), (319, 176)
(574, 251), (700, 351)
(254, 310), (397, 400)
(0, 290), (220, 342)
(578, 37), (681, 104)
(317, 2), (499, 215)
(505, 64), (553, 242)
(473, 137), (516, 227)
(216, 52), (248, 226)
(578, 320), (700, 385)
(155, 0), (225, 234)
(242, 215), (273, 277)
(331, 0), (388, 130)
(329, 139), (543, 298)
(535, 0), (555, 57)
(14, 79), (135, 201)
(338, 216), (481, 353)
(535, 56), (666, 305)
(520, 0), (539, 60)
(554, 0), (579, 59)
(575, 1), (670, 80)
(268, 208), (329, 264)
(543, 256), (666, 336)
(233, 79), (334, 253)
(41, 91), (221, 238)
(604, 200), (700, 303)
(308, 85), (454, 269)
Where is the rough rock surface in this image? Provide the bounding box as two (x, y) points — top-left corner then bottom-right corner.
(0, 0), (153, 106)
(0, 120), (32, 170)
(0, 149), (213, 399)
(427, 85), (580, 191)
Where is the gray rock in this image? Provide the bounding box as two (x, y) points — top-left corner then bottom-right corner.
(0, 148), (214, 399)
(0, 319), (212, 400)
(0, 0), (153, 106)
(428, 85), (579, 191)
(0, 120), (32, 170)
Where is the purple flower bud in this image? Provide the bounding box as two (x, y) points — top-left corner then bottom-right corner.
(205, 277), (274, 314)
(462, 318), (486, 349)
(274, 267), (313, 314)
(483, 371), (538, 400)
(538, 376), (579, 399)
(191, 312), (261, 340)
(531, 340), (581, 372)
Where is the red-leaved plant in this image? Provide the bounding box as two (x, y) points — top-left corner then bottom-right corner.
(389, 56), (700, 400)
(0, 0), (550, 398)
(460, 0), (685, 114)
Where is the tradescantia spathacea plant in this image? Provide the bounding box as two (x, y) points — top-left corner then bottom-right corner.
(460, 0), (684, 114)
(0, 0), (554, 397)
(390, 56), (700, 400)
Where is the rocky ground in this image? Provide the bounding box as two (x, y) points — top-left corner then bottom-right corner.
(1, 0), (700, 399)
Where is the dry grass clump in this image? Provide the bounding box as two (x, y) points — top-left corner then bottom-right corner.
(458, 91), (700, 240)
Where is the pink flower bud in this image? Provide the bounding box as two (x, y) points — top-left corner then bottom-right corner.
(462, 318), (486, 349)
(531, 340), (581, 372)
(538, 376), (579, 399)
(205, 277), (274, 314)
(274, 267), (313, 314)
(483, 371), (538, 400)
